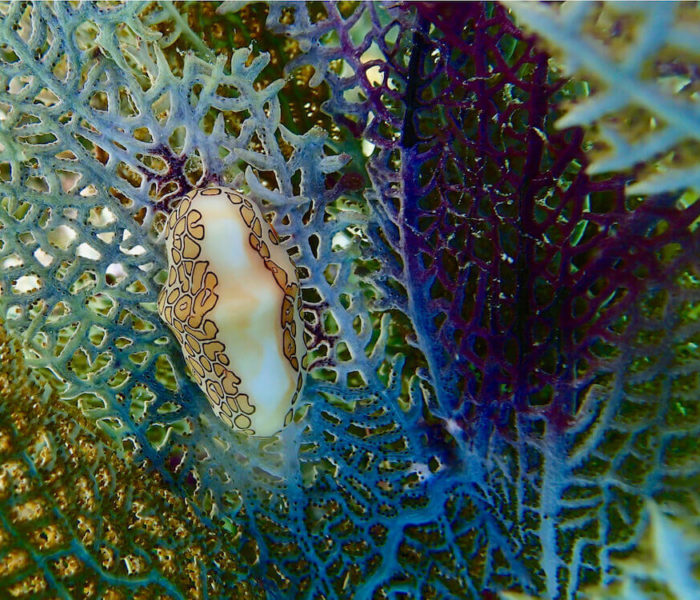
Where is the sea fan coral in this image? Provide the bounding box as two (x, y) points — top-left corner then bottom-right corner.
(0, 1), (698, 598)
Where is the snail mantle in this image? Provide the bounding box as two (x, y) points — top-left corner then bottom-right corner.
(157, 187), (306, 437)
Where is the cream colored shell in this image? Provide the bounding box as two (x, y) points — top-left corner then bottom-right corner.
(157, 187), (305, 436)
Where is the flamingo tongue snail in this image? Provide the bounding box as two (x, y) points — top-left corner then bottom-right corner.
(157, 187), (306, 436)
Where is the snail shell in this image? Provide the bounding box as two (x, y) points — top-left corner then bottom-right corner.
(157, 187), (305, 436)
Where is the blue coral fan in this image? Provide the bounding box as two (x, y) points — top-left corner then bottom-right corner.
(0, 1), (698, 598)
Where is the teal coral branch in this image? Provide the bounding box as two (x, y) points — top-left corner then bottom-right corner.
(507, 1), (700, 194)
(507, 3), (700, 136)
(143, 1), (216, 61)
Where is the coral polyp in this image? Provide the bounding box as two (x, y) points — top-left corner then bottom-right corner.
(158, 187), (305, 436)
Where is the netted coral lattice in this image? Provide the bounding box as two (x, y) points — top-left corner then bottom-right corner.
(0, 1), (698, 599)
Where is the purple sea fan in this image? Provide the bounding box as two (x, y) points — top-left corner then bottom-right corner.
(0, 1), (697, 599)
(402, 2), (700, 434)
(273, 1), (700, 596)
